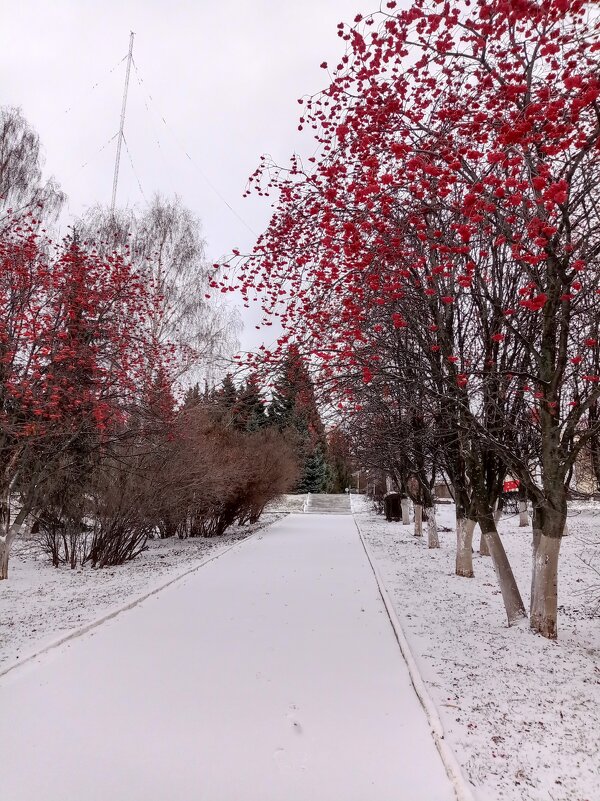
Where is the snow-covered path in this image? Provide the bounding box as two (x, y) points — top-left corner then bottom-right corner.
(0, 514), (455, 801)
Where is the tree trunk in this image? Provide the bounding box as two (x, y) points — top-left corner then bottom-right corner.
(455, 504), (464, 536)
(519, 500), (528, 527)
(518, 485), (528, 526)
(426, 505), (439, 548)
(479, 527), (490, 556)
(456, 518), (475, 577)
(589, 402), (600, 490)
(401, 497), (410, 525)
(0, 537), (9, 580)
(530, 534), (561, 639)
(493, 496), (502, 525)
(0, 506), (30, 580)
(479, 512), (527, 625)
(414, 504), (423, 537)
(530, 501), (564, 639)
(530, 507), (542, 612)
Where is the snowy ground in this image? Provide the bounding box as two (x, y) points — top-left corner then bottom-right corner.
(353, 495), (600, 801)
(0, 514), (284, 673)
(265, 493), (308, 513)
(0, 513), (455, 801)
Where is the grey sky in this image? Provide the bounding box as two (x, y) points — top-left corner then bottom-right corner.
(1, 0), (367, 352)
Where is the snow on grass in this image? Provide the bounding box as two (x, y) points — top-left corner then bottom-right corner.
(356, 499), (600, 801)
(265, 493), (308, 513)
(0, 514), (285, 673)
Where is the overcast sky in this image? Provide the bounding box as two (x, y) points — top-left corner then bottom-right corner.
(1, 0), (374, 352)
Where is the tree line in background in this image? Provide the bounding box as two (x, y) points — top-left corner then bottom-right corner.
(230, 0), (600, 639)
(0, 106), (324, 579)
(188, 346), (354, 496)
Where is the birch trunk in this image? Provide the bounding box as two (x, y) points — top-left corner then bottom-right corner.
(456, 518), (475, 577)
(530, 534), (561, 639)
(401, 498), (410, 526)
(427, 505), (439, 549)
(414, 504), (423, 537)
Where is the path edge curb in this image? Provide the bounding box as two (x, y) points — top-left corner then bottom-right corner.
(1, 515), (286, 681)
(354, 515), (479, 801)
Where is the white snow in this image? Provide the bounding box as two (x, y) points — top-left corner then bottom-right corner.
(0, 512), (455, 801)
(265, 493), (308, 512)
(0, 516), (283, 674)
(354, 496), (600, 801)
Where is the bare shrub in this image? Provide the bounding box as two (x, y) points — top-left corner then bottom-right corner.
(85, 454), (157, 568)
(34, 445), (158, 569)
(237, 428), (299, 524)
(143, 407), (299, 540)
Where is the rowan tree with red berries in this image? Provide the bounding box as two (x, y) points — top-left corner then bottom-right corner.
(0, 215), (175, 578)
(230, 0), (600, 638)
(0, 103), (294, 577)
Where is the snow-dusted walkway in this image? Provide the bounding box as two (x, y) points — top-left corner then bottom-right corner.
(0, 514), (455, 801)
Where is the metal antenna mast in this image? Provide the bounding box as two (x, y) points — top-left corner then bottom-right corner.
(111, 31), (135, 213)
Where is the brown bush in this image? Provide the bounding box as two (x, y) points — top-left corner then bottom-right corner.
(145, 407), (299, 539)
(34, 405), (300, 568)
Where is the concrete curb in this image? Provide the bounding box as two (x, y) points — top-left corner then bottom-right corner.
(354, 515), (479, 801)
(0, 516), (284, 681)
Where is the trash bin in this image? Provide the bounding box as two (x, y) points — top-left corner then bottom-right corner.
(384, 492), (402, 522)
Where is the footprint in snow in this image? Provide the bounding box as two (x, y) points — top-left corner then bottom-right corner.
(287, 705), (302, 733)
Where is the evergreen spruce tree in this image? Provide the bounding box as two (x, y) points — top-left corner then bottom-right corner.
(207, 373), (239, 425)
(235, 374), (268, 432)
(297, 445), (329, 493)
(268, 347), (328, 493)
(326, 428), (354, 494)
(183, 383), (201, 409)
(268, 347), (324, 439)
(219, 374), (237, 410)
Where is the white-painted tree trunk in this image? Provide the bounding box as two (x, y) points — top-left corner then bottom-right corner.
(563, 518), (569, 536)
(427, 507), (439, 549)
(479, 527), (490, 556)
(519, 500), (528, 527)
(456, 518), (475, 577)
(0, 508), (29, 580)
(530, 534), (561, 639)
(401, 498), (410, 526)
(414, 504), (423, 537)
(493, 497), (502, 525)
(483, 527), (527, 625)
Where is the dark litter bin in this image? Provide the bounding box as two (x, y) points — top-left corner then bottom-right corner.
(384, 492), (402, 522)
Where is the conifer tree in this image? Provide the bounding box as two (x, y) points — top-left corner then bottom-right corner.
(268, 347), (328, 492)
(183, 383), (201, 409)
(219, 374), (237, 410)
(268, 347), (324, 441)
(296, 444), (330, 494)
(327, 428), (354, 494)
(235, 374), (268, 432)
